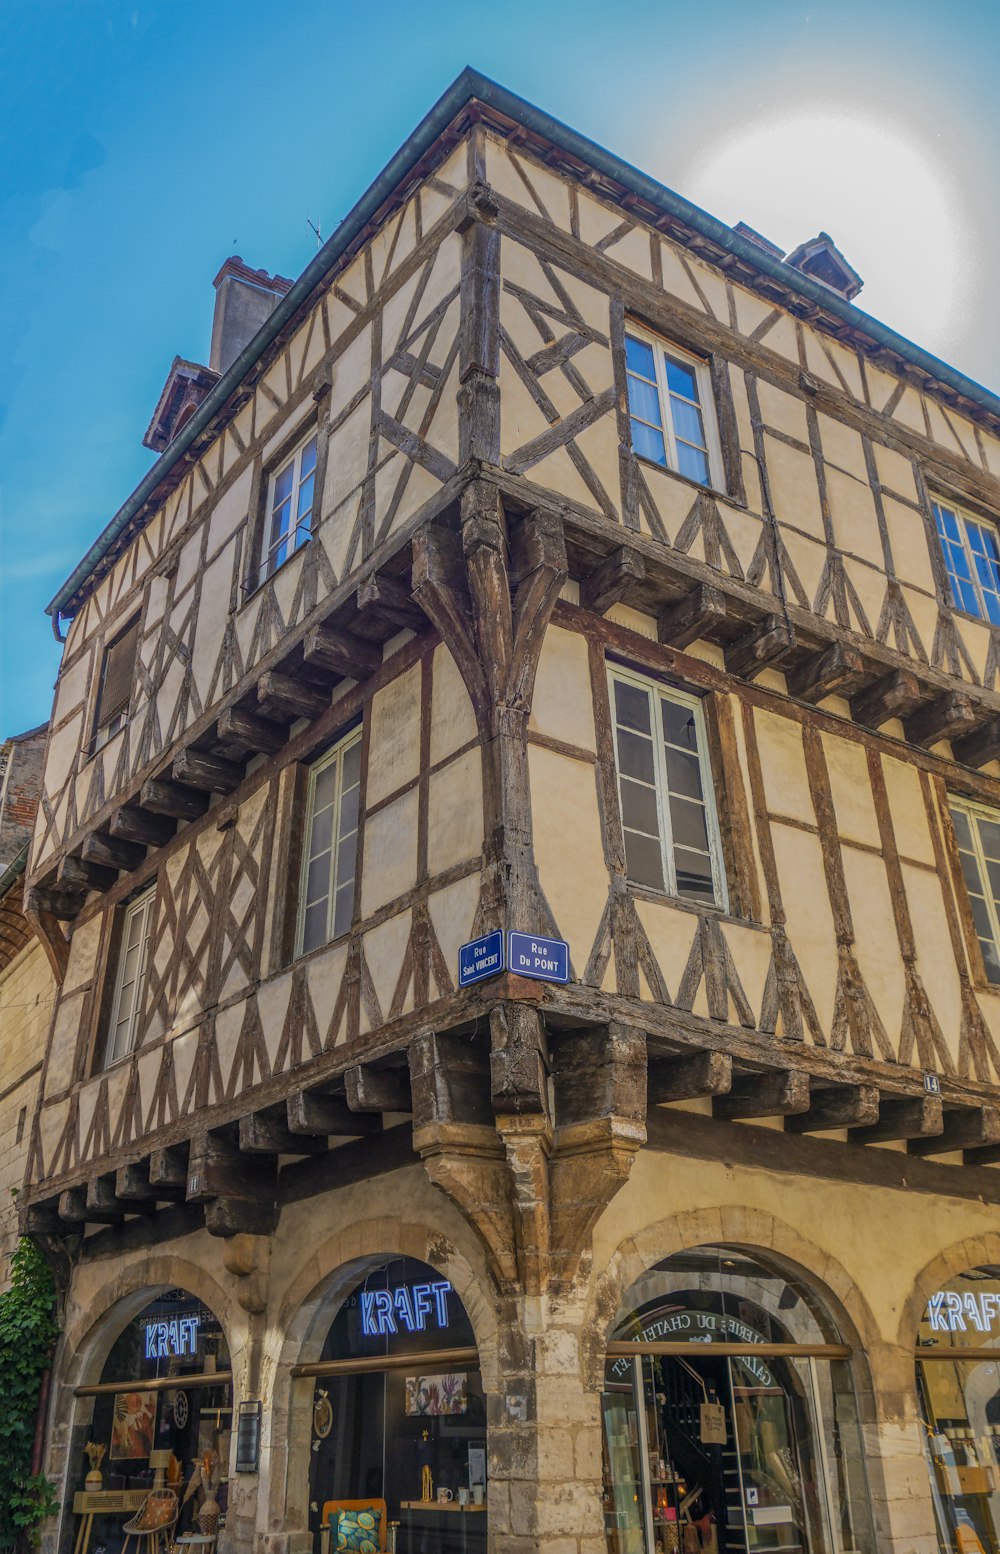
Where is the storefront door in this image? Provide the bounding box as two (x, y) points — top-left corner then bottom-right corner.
(302, 1257), (487, 1554)
(603, 1351), (832, 1554)
(602, 1246), (875, 1554)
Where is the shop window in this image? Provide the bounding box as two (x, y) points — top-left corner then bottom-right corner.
(608, 666), (727, 909)
(916, 1264), (1000, 1553)
(296, 727), (362, 956)
(303, 1257), (487, 1554)
(72, 1290), (231, 1543)
(603, 1245), (875, 1554)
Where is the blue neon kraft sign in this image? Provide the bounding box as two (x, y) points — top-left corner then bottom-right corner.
(360, 1279), (453, 1337)
(508, 932), (569, 983)
(144, 1314), (200, 1360)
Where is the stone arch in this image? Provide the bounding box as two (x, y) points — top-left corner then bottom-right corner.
(582, 1204), (883, 1392)
(59, 1254), (239, 1391)
(897, 1231), (1000, 1351)
(259, 1213), (501, 1546)
(582, 1205), (895, 1549)
(45, 1254), (240, 1553)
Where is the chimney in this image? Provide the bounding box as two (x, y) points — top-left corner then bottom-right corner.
(209, 257), (293, 375)
(733, 221), (785, 262)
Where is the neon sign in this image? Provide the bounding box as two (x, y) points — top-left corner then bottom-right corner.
(928, 1290), (1000, 1334)
(360, 1280), (452, 1338)
(144, 1315), (200, 1360)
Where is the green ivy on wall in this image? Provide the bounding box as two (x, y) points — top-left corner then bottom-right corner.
(0, 1238), (59, 1549)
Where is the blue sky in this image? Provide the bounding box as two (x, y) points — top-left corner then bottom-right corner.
(2, 0), (998, 737)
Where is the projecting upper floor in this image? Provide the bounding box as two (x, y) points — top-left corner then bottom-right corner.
(22, 593), (1000, 1224)
(28, 75), (1000, 910)
(20, 74), (1000, 1234)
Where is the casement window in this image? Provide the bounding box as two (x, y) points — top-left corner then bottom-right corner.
(933, 498), (1000, 625)
(92, 615), (140, 752)
(609, 666), (727, 908)
(296, 727), (362, 956)
(259, 430), (318, 585)
(950, 799), (1000, 984)
(625, 330), (723, 489)
(104, 885), (155, 1066)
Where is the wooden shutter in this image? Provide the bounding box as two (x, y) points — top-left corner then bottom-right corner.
(96, 616), (140, 730)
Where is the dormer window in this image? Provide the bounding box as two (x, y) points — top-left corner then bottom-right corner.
(784, 232), (863, 301)
(259, 430), (318, 585)
(933, 498), (1000, 625)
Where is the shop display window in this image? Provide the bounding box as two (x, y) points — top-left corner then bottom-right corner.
(306, 1258), (487, 1554)
(602, 1246), (875, 1554)
(916, 1265), (1000, 1553)
(73, 1289), (232, 1552)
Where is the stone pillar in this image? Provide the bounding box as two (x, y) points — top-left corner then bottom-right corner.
(220, 1236), (270, 1554)
(488, 1293), (606, 1554)
(861, 1341), (939, 1554)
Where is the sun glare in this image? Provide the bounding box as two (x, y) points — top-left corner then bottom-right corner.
(679, 108), (972, 361)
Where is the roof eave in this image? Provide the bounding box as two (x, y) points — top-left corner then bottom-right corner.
(47, 66), (1000, 623)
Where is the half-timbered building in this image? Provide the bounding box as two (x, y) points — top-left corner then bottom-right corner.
(21, 70), (1000, 1554)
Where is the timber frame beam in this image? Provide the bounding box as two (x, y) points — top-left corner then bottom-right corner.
(29, 444), (1000, 917)
(23, 982), (1000, 1245)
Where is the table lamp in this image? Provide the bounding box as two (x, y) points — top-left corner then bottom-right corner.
(149, 1449), (173, 1488)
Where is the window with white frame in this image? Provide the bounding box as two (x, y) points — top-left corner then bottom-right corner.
(297, 727), (362, 956)
(625, 330), (722, 489)
(933, 498), (1000, 625)
(608, 666), (727, 908)
(950, 799), (1000, 984)
(104, 885), (155, 1066)
(259, 430), (318, 585)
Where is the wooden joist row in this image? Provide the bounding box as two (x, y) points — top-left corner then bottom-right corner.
(23, 1062), (413, 1240)
(27, 564), (429, 918)
(579, 544), (1000, 757)
(648, 1048), (1000, 1160)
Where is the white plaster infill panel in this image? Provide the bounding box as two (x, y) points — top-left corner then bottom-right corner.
(427, 749), (483, 877)
(306, 940), (348, 1049)
(368, 664), (422, 809)
(361, 789), (418, 919)
(429, 645), (477, 766)
(528, 743), (606, 973)
(362, 912), (412, 1030)
(427, 874), (479, 978)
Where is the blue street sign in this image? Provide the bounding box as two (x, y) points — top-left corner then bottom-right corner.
(458, 930), (505, 988)
(508, 932), (570, 984)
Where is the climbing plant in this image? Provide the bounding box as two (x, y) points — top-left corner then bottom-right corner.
(0, 1237), (59, 1549)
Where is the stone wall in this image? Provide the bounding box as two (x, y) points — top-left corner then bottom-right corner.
(0, 725), (47, 872)
(0, 940), (52, 1285)
(40, 1143), (1000, 1554)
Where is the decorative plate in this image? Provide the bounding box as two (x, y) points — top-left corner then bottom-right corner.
(173, 1390), (189, 1429)
(313, 1389), (333, 1439)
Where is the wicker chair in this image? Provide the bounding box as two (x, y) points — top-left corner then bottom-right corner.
(121, 1487), (179, 1554)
